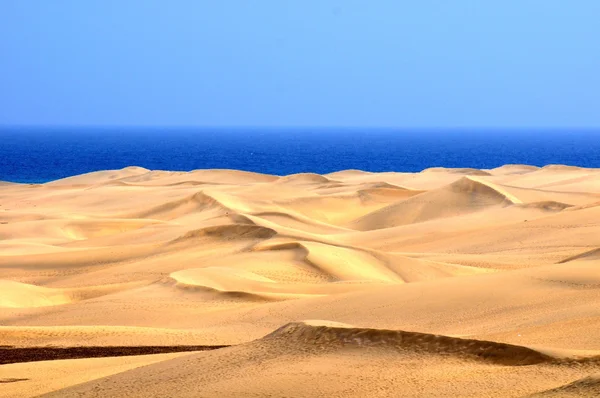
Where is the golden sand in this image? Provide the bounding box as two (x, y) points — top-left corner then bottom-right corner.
(1, 165), (600, 397)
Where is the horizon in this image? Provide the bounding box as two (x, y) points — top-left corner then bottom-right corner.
(3, 125), (600, 132)
(3, 127), (599, 183)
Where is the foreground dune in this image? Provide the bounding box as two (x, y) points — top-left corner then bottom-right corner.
(1, 165), (600, 397)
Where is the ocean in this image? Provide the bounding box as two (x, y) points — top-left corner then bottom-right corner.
(1, 127), (599, 183)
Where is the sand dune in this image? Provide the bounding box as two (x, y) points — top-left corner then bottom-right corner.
(263, 321), (561, 365)
(0, 352), (191, 398)
(0, 280), (72, 308)
(487, 164), (541, 175)
(350, 176), (519, 230)
(557, 247), (600, 263)
(129, 191), (230, 220)
(45, 167), (150, 187)
(422, 166), (493, 176)
(0, 280), (149, 308)
(34, 321), (600, 398)
(2, 165), (600, 397)
(276, 172), (334, 185)
(528, 375), (600, 397)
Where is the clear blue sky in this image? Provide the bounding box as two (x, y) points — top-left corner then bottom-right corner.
(1, 1), (599, 128)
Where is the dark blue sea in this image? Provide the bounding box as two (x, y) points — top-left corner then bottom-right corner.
(1, 127), (599, 183)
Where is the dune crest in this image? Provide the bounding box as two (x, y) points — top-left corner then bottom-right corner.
(263, 321), (557, 365)
(528, 375), (600, 397)
(276, 173), (334, 184)
(350, 176), (520, 230)
(422, 167), (493, 176)
(557, 247), (600, 263)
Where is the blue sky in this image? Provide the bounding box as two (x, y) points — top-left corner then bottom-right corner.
(1, 1), (599, 128)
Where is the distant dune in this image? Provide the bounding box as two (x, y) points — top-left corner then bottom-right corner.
(2, 165), (600, 397)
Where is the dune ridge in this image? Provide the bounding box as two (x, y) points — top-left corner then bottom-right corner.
(349, 176), (521, 230)
(528, 375), (600, 397)
(558, 247), (600, 263)
(263, 321), (558, 366)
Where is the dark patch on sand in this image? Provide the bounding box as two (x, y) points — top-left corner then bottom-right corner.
(0, 345), (228, 365)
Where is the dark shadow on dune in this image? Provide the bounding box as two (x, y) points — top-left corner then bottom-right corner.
(0, 345), (229, 365)
(0, 378), (30, 383)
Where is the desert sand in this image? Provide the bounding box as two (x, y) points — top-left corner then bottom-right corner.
(1, 165), (600, 397)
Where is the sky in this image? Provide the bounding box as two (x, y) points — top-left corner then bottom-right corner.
(1, 1), (599, 128)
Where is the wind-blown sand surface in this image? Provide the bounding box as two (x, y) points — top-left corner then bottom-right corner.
(1, 165), (600, 397)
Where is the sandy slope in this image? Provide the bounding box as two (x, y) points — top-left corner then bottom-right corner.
(37, 321), (600, 398)
(1, 165), (600, 397)
(0, 352), (191, 398)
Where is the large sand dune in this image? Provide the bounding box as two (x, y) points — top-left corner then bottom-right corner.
(1, 166), (600, 397)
